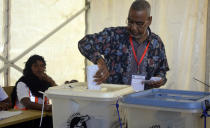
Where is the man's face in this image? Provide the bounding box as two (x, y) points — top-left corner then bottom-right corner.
(127, 9), (152, 40)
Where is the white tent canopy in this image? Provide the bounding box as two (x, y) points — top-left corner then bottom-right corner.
(0, 0), (209, 91)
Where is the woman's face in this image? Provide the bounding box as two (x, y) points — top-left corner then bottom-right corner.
(31, 60), (46, 78)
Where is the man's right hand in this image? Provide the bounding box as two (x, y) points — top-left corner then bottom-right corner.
(0, 102), (9, 111)
(94, 58), (110, 85)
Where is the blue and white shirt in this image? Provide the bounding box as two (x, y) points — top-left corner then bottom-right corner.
(78, 27), (169, 85)
(0, 86), (8, 101)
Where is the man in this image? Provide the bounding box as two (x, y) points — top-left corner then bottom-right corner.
(0, 86), (11, 110)
(78, 0), (169, 89)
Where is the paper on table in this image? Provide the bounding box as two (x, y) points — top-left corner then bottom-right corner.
(86, 65), (101, 90)
(132, 76), (162, 92)
(0, 111), (22, 120)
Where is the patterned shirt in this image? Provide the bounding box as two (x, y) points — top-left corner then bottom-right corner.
(127, 39), (147, 84)
(78, 27), (169, 85)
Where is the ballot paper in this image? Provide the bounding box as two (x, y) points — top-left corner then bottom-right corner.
(150, 77), (162, 81)
(142, 77), (162, 84)
(86, 65), (101, 90)
(131, 75), (145, 92)
(131, 76), (162, 92)
(0, 111), (22, 120)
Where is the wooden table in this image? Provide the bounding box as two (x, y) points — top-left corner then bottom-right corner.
(0, 109), (51, 127)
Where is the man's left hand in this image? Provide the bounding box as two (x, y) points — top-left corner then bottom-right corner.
(146, 77), (166, 88)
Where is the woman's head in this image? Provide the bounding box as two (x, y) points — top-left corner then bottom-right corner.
(23, 55), (46, 78)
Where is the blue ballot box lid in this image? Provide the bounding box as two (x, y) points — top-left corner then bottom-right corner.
(121, 89), (210, 110)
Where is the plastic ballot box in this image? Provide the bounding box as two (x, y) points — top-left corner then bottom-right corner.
(45, 82), (133, 128)
(121, 89), (210, 128)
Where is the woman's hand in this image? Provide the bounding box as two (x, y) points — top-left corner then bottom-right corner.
(40, 73), (57, 86)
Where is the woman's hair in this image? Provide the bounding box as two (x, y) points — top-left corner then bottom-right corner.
(23, 55), (46, 76)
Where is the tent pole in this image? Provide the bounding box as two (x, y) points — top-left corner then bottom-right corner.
(0, 3), (90, 74)
(3, 0), (11, 87)
(206, 0), (210, 92)
(0, 56), (22, 72)
(84, 0), (90, 82)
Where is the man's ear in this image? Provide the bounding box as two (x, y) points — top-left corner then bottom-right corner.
(148, 16), (152, 26)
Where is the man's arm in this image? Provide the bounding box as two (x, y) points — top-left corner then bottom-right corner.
(147, 38), (169, 88)
(78, 28), (112, 64)
(78, 28), (113, 84)
(0, 98), (11, 111)
(0, 87), (11, 110)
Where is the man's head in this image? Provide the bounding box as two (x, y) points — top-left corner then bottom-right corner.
(127, 0), (152, 40)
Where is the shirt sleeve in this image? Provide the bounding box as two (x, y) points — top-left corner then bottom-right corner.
(0, 86), (8, 101)
(16, 82), (30, 102)
(78, 28), (112, 64)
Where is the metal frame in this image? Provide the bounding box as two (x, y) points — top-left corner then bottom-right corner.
(206, 1), (210, 91)
(3, 0), (11, 86)
(84, 0), (90, 82)
(1, 1), (90, 86)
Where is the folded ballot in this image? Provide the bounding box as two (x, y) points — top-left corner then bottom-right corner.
(86, 65), (101, 90)
(132, 76), (162, 92)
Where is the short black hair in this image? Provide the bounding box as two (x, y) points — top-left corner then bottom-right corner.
(23, 55), (46, 76)
(130, 0), (151, 17)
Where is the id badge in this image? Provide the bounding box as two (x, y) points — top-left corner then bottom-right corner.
(131, 75), (145, 92)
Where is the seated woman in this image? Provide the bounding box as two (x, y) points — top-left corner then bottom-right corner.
(11, 55), (57, 111)
(0, 86), (11, 111)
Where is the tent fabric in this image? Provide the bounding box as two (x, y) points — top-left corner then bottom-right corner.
(0, 0), (209, 91)
(1, 0), (86, 86)
(0, 0), (5, 86)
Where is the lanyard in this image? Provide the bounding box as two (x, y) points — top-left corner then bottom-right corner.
(129, 36), (150, 73)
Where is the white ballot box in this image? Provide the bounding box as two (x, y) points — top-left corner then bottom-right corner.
(121, 89), (210, 128)
(45, 82), (133, 128)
